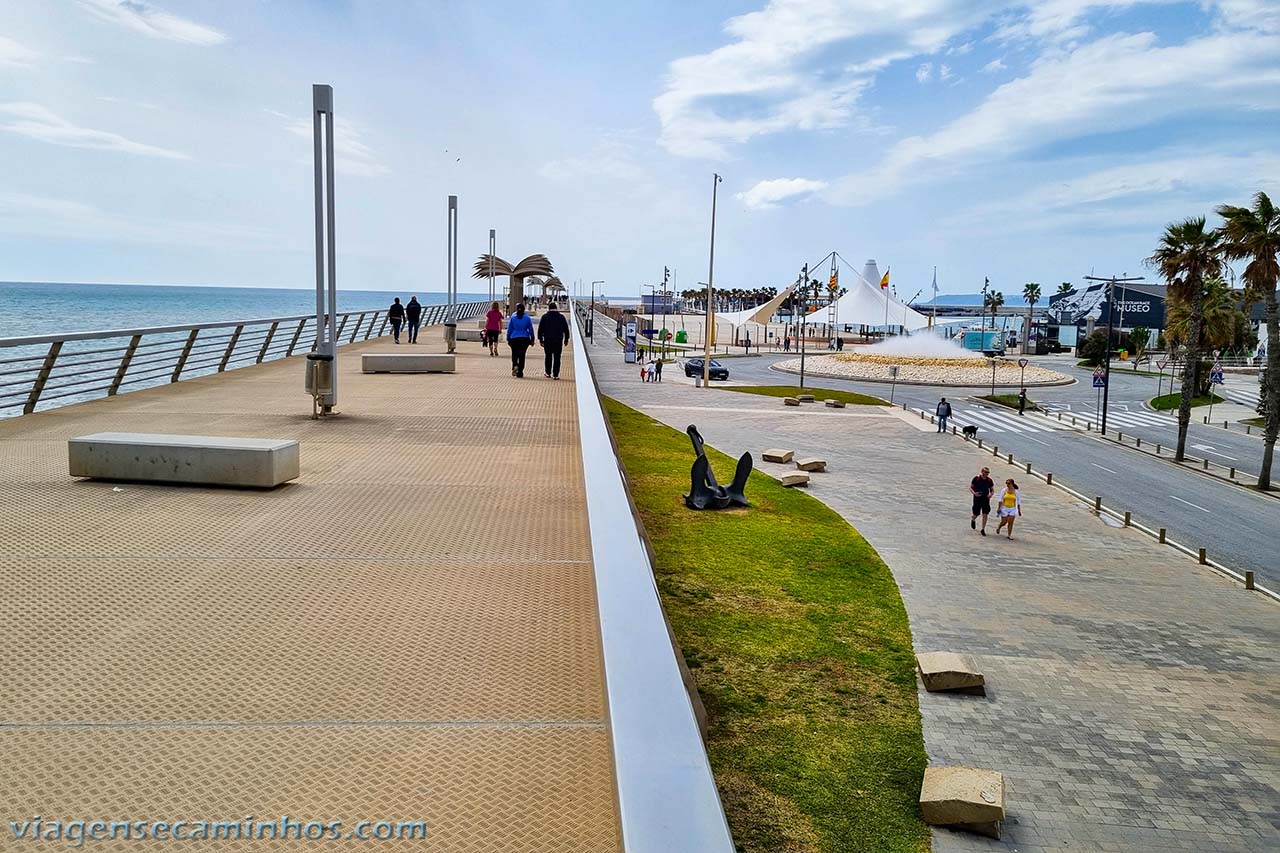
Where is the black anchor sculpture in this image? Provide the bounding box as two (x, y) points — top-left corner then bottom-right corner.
(683, 424), (752, 510)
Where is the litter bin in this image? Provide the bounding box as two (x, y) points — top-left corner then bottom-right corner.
(305, 351), (334, 417)
(444, 322), (457, 353)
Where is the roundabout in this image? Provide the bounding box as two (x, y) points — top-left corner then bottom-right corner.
(772, 352), (1075, 387)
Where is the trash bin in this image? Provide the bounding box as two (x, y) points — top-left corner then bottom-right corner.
(444, 322), (457, 353)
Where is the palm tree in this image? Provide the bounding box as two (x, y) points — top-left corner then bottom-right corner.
(1022, 282), (1041, 354)
(1057, 282), (1074, 295)
(1217, 191), (1280, 489)
(1166, 276), (1240, 357)
(1145, 216), (1224, 461)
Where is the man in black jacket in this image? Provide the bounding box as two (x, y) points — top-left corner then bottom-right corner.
(388, 297), (405, 344)
(405, 295), (422, 343)
(537, 303), (571, 379)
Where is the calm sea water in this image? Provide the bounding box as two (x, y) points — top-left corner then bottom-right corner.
(0, 281), (491, 339)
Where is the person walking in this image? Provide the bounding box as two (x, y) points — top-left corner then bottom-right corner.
(537, 301), (570, 379)
(405, 295), (422, 343)
(995, 479), (1022, 539)
(485, 302), (504, 357)
(784, 335), (791, 352)
(506, 303), (535, 378)
(1017, 388), (1028, 416)
(969, 466), (994, 536)
(387, 297), (405, 344)
(936, 397), (952, 433)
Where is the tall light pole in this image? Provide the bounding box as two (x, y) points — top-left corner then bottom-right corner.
(661, 265), (671, 359)
(643, 283), (656, 361)
(311, 83), (337, 412)
(980, 276), (990, 352)
(799, 266), (810, 388)
(590, 280), (604, 339)
(703, 173), (722, 388)
(444, 195), (458, 353)
(1085, 273), (1144, 435)
(488, 228), (496, 303)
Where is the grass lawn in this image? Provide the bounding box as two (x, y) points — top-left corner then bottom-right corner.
(603, 397), (929, 853)
(1150, 392), (1226, 410)
(720, 385), (889, 406)
(1243, 416), (1264, 427)
(977, 393), (1039, 412)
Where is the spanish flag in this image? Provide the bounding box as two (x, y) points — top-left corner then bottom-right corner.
(879, 268), (890, 290)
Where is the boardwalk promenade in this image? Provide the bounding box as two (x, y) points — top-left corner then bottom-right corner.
(1, 328), (625, 849)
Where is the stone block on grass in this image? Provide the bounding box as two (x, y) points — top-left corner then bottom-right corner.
(916, 652), (985, 693)
(780, 472), (810, 487)
(762, 448), (794, 463)
(797, 393), (815, 402)
(920, 766), (1005, 839)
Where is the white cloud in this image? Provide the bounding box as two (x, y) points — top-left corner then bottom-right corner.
(939, 63), (954, 81)
(77, 0), (227, 46)
(283, 116), (389, 177)
(981, 57), (1007, 73)
(737, 177), (828, 210)
(916, 62), (933, 83)
(0, 34), (40, 67)
(654, 0), (1007, 158)
(0, 102), (188, 159)
(829, 27), (1280, 204)
(540, 137), (649, 185)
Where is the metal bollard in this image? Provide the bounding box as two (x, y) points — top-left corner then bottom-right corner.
(952, 425), (957, 435)
(1230, 467), (1236, 478)
(930, 414), (935, 423)
(1245, 571), (1255, 590)
(992, 445), (999, 456)
(1087, 421), (1092, 430)
(1007, 453), (1013, 464)
(977, 439), (983, 448)
(1223, 420), (1228, 429)
(1046, 472), (1053, 485)
(1117, 431), (1122, 441)
(1123, 511), (1131, 526)
(1156, 444), (1161, 454)
(1198, 548), (1207, 564)
(1094, 496), (1102, 511)
(1136, 437), (1142, 447)
(1057, 412), (1062, 421)
(1202, 459), (1209, 470)
(1025, 462), (1032, 474)
(1158, 527), (1166, 543)
(1247, 425), (1252, 435)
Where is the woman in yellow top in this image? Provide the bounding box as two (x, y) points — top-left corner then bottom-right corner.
(995, 478), (1022, 539)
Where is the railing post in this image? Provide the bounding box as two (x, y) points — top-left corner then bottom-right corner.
(172, 329), (199, 382)
(365, 311), (380, 340)
(218, 324), (244, 372)
(24, 341), (62, 414)
(335, 313), (350, 341)
(378, 314), (388, 337)
(349, 311), (366, 343)
(257, 321), (280, 363)
(108, 334), (142, 396)
(286, 318), (307, 356)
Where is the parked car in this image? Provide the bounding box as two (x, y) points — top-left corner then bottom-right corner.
(684, 358), (729, 380)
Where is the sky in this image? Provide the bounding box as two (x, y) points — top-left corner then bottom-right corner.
(1, 0), (1277, 299)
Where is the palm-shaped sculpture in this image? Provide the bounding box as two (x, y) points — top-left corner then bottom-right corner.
(1217, 191), (1280, 489)
(1145, 216), (1223, 461)
(472, 253), (554, 308)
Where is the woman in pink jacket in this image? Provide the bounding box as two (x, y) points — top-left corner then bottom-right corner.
(484, 302), (503, 357)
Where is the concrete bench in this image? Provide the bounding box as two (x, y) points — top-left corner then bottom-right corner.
(780, 472), (809, 487)
(455, 328), (485, 342)
(69, 433), (299, 488)
(361, 353), (455, 373)
(920, 766), (1005, 838)
(795, 457), (826, 472)
(762, 448), (794, 463)
(825, 399), (846, 408)
(783, 397), (801, 407)
(916, 652), (985, 693)
(797, 393), (815, 402)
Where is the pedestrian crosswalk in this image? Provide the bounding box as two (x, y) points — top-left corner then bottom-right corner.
(1219, 386), (1261, 409)
(917, 405), (1073, 434)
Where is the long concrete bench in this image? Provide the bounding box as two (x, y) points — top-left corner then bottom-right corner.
(455, 328), (485, 342)
(69, 433), (299, 488)
(361, 353), (455, 373)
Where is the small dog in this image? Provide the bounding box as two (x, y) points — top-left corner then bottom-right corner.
(961, 424), (979, 439)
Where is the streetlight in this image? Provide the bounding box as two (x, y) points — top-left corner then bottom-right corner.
(661, 266), (671, 359)
(1085, 273), (1144, 435)
(488, 229), (496, 303)
(643, 283), (657, 362)
(703, 173), (722, 389)
(310, 83), (337, 413)
(590, 280), (604, 339)
(444, 194), (458, 353)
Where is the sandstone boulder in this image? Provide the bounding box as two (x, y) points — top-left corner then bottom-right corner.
(762, 449), (794, 464)
(795, 457), (826, 472)
(780, 473), (810, 487)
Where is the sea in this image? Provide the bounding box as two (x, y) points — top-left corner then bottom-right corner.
(0, 281), (490, 339)
(0, 281), (493, 417)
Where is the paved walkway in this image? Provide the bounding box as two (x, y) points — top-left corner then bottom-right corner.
(0, 329), (621, 851)
(587, 332), (1280, 852)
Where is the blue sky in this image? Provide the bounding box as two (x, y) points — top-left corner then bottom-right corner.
(1, 1), (1277, 299)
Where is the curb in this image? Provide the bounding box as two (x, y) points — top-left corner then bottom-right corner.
(905, 402), (1277, 603)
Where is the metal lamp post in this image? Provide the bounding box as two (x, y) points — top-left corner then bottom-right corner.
(488, 229), (496, 303)
(703, 173), (721, 388)
(444, 195), (458, 353)
(310, 83), (338, 413)
(797, 270), (809, 389)
(590, 280), (604, 339)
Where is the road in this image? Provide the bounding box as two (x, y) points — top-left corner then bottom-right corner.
(682, 348), (1279, 587)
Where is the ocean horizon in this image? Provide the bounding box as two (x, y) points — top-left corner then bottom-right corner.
(0, 281), (495, 340)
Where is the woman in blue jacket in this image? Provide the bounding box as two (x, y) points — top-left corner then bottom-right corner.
(506, 303), (535, 378)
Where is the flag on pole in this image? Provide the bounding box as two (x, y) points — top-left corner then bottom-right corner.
(879, 268), (890, 290)
(931, 267), (938, 298)
(828, 270), (838, 291)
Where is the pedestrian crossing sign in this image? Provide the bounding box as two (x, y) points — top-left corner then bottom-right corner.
(1092, 367), (1106, 388)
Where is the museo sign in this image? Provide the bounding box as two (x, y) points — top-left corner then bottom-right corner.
(1049, 284), (1165, 329)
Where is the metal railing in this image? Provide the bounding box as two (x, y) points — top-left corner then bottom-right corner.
(0, 301), (486, 416)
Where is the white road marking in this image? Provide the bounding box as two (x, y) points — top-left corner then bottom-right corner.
(644, 404), (893, 417)
(1020, 434), (1051, 446)
(1190, 443), (1237, 461)
(1091, 463), (1119, 474)
(1169, 495), (1211, 513)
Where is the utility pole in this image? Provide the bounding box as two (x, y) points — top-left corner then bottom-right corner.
(662, 265), (670, 359)
(1085, 273), (1144, 435)
(590, 280), (603, 339)
(703, 173), (721, 389)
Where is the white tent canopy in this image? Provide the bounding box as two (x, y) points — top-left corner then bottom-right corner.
(820, 259), (931, 331)
(716, 285), (795, 326)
